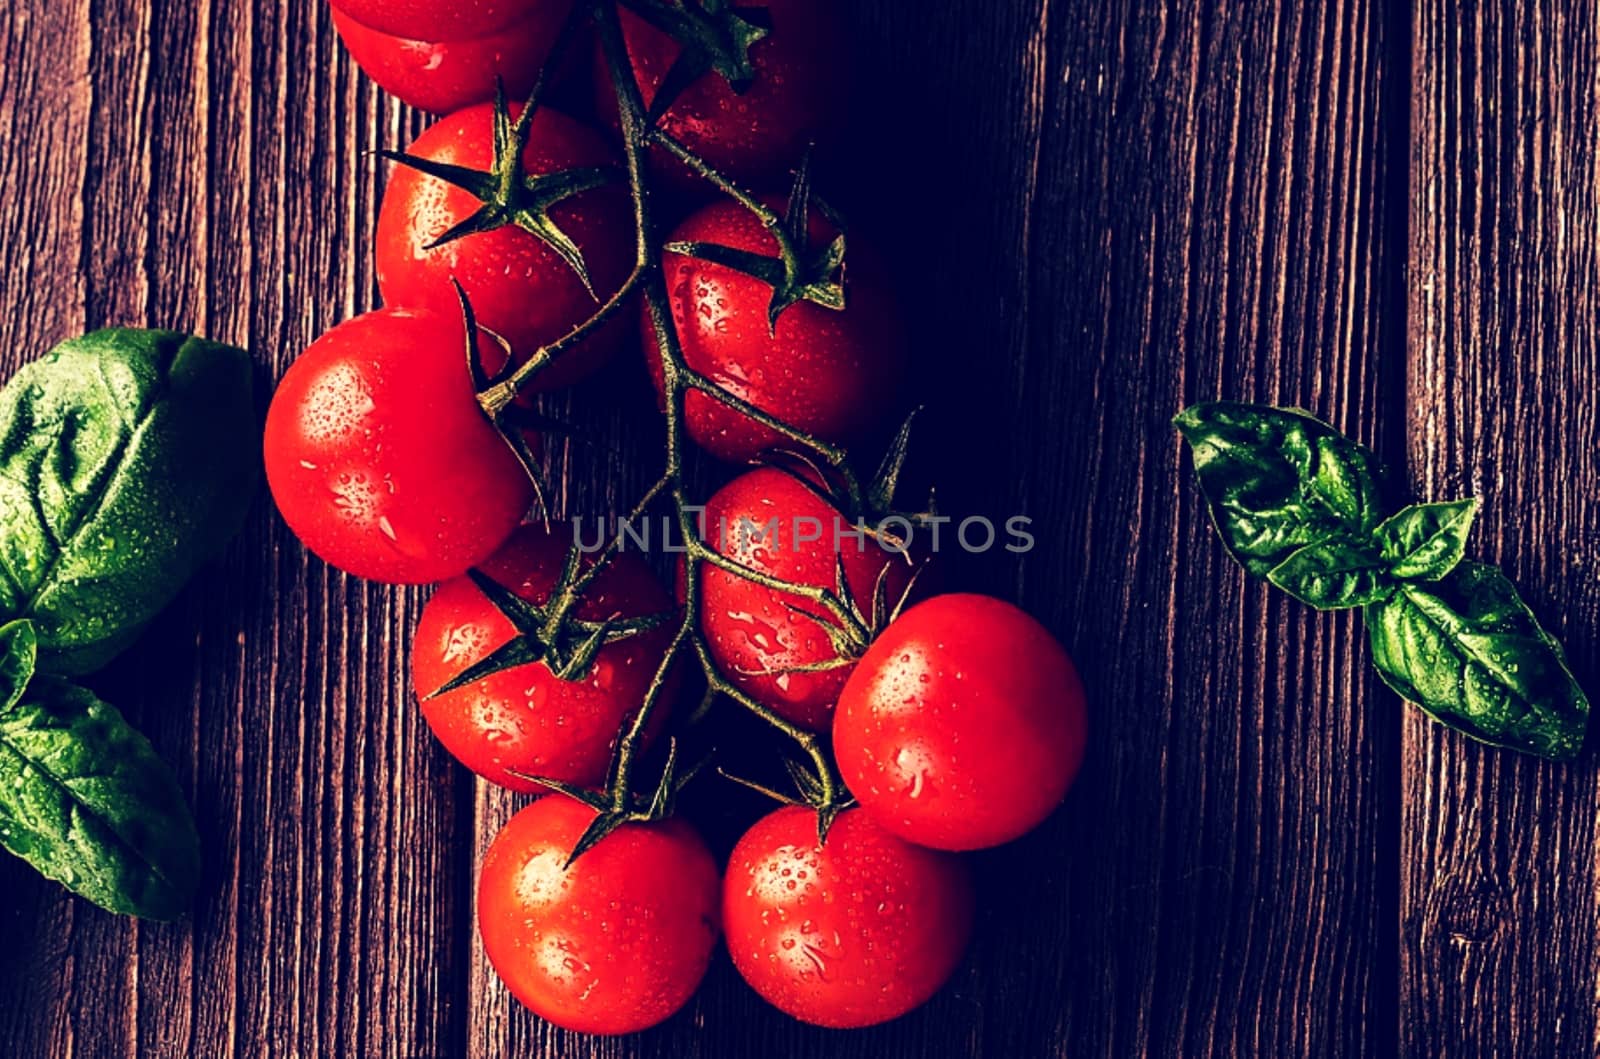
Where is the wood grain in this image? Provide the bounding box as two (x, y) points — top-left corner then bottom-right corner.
(0, 0), (1592, 1056)
(0, 4), (93, 1053)
(1405, 2), (1600, 1055)
(0, 3), (473, 1057)
(984, 2), (1402, 1054)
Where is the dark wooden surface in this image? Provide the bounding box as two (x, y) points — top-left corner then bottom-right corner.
(1, 1), (1596, 1056)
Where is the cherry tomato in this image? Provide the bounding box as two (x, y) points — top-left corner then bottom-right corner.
(697, 467), (918, 731)
(413, 522), (677, 791)
(333, 3), (567, 115)
(723, 806), (972, 1028)
(645, 197), (904, 463)
(376, 104), (633, 392)
(478, 796), (722, 1035)
(834, 594), (1088, 851)
(263, 307), (532, 584)
(609, 0), (847, 184)
(330, 0), (540, 42)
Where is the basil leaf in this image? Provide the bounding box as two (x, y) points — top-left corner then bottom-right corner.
(0, 623), (200, 919)
(1375, 499), (1477, 581)
(1367, 561), (1588, 759)
(1174, 402), (1385, 576)
(1266, 539), (1393, 610)
(0, 329), (258, 674)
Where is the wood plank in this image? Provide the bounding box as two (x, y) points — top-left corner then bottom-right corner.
(0, 0), (1447, 1055)
(458, 0), (1404, 1054)
(228, 3), (472, 1055)
(973, 2), (1402, 1054)
(0, 4), (473, 1057)
(1404, 2), (1600, 1054)
(0, 4), (138, 1055)
(0, 1), (94, 1052)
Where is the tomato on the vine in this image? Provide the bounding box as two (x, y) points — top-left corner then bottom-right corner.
(645, 196), (904, 463)
(479, 796), (722, 1035)
(263, 307), (532, 584)
(609, 0), (847, 184)
(723, 806), (972, 1028)
(834, 593), (1088, 851)
(329, 0), (541, 43)
(377, 103), (634, 392)
(413, 522), (677, 791)
(697, 467), (919, 731)
(333, 3), (567, 115)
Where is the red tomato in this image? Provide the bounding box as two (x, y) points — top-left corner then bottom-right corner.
(698, 467), (918, 731)
(609, 0), (846, 184)
(723, 806), (972, 1028)
(263, 307), (532, 584)
(834, 594), (1088, 851)
(645, 197), (904, 463)
(330, 0), (539, 42)
(376, 104), (634, 392)
(478, 796), (722, 1035)
(413, 522), (677, 792)
(333, 3), (567, 115)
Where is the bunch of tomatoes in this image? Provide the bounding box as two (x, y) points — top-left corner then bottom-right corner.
(261, 0), (1088, 1037)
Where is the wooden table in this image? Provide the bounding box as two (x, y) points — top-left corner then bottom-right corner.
(2, 1), (1596, 1055)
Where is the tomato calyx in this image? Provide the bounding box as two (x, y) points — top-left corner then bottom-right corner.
(423, 541), (675, 699)
(735, 414), (937, 682)
(718, 757), (855, 841)
(864, 407), (932, 519)
(757, 403), (938, 550)
(763, 551), (925, 674)
(514, 736), (706, 865)
(380, 85), (623, 297)
(665, 152), (847, 333)
(711, 455), (928, 691)
(442, 280), (558, 507)
(623, 0), (773, 110)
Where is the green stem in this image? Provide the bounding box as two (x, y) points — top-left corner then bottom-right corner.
(677, 364), (854, 468)
(479, 263), (646, 414)
(525, 0), (852, 819)
(689, 631), (844, 808)
(605, 614), (693, 812)
(648, 127), (794, 249)
(687, 537), (867, 641)
(561, 472), (674, 601)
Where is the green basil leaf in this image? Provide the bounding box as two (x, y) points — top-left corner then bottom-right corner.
(0, 670), (200, 919)
(0, 618), (36, 712)
(1174, 402), (1385, 576)
(1367, 561), (1588, 759)
(1375, 499), (1477, 581)
(0, 329), (258, 674)
(1266, 540), (1393, 610)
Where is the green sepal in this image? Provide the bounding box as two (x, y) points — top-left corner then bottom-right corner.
(621, 0), (773, 109)
(381, 86), (621, 296)
(664, 153), (848, 332)
(867, 408), (921, 514)
(447, 281), (555, 513)
(564, 810), (626, 868)
(426, 635), (548, 699)
(507, 772), (609, 811)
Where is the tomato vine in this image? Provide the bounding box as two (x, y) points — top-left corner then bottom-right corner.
(461, 0), (877, 855)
